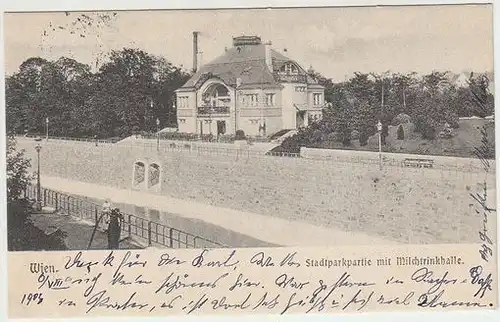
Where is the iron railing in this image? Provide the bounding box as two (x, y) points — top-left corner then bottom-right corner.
(24, 185), (227, 249)
(274, 72), (308, 83)
(22, 134), (117, 144)
(15, 135), (492, 172)
(197, 106), (231, 115)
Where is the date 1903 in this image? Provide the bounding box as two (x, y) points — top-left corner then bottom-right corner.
(20, 293), (44, 306)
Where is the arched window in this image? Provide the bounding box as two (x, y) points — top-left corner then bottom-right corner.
(215, 84), (229, 97)
(202, 83), (230, 107)
(133, 161), (146, 187)
(148, 163), (161, 187)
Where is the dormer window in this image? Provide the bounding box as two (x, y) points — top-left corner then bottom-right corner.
(313, 93), (322, 106)
(280, 62), (299, 75)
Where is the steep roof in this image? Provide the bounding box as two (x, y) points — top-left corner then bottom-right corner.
(180, 43), (320, 89)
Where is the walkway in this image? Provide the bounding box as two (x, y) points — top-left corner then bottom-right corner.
(40, 175), (399, 247)
(29, 210), (142, 250)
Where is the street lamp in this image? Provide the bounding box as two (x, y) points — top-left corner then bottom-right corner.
(172, 101), (176, 127)
(45, 117), (49, 142)
(156, 118), (160, 151)
(376, 120), (383, 170)
(235, 78), (242, 135)
(35, 141), (42, 211)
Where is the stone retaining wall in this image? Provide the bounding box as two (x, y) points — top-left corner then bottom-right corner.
(17, 139), (494, 244)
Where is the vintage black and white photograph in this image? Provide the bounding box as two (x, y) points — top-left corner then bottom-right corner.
(4, 4), (496, 252)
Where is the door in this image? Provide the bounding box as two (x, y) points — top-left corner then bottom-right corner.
(217, 120), (226, 135)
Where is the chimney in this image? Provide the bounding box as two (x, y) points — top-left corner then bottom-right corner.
(264, 41), (273, 72)
(193, 31), (199, 73)
(197, 52), (203, 71)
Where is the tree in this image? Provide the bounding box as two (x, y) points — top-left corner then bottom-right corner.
(326, 85), (354, 146)
(410, 71), (451, 140)
(6, 136), (34, 202)
(466, 72), (494, 118)
(6, 50), (191, 138)
(392, 72), (418, 114)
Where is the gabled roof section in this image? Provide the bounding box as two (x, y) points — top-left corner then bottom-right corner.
(180, 42), (320, 89)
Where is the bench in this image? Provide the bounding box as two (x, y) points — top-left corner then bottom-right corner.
(402, 158), (434, 168)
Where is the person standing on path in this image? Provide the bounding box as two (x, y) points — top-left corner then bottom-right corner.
(107, 208), (123, 249)
(101, 199), (112, 232)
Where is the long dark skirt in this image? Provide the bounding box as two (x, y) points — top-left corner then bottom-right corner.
(107, 216), (121, 249)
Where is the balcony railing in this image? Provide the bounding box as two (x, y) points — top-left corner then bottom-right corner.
(197, 106), (230, 116)
(274, 73), (307, 83)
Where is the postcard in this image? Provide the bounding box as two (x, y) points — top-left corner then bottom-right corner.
(3, 3), (498, 319)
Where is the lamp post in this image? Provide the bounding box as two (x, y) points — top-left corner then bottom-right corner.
(45, 117), (49, 142)
(376, 120), (382, 170)
(235, 78), (242, 135)
(156, 118), (160, 151)
(172, 101), (176, 128)
(35, 142), (42, 211)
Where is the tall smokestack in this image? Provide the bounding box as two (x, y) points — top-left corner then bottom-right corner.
(197, 52), (203, 71)
(264, 41), (273, 72)
(193, 31), (199, 73)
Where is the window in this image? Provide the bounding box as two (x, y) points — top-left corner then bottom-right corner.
(243, 94), (259, 107)
(313, 93), (322, 106)
(280, 63), (299, 75)
(265, 93), (275, 106)
(133, 161), (145, 187)
(295, 86), (306, 92)
(148, 163), (160, 187)
(178, 96), (189, 108)
(215, 85), (229, 97)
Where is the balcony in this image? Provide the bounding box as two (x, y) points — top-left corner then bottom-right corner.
(197, 106), (230, 116)
(274, 72), (307, 83)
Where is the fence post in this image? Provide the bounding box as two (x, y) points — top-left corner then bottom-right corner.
(128, 214), (132, 239)
(55, 192), (58, 211)
(148, 221), (152, 246)
(43, 189), (47, 206)
(169, 228), (174, 248)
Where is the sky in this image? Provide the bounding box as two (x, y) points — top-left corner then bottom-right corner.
(3, 4), (494, 82)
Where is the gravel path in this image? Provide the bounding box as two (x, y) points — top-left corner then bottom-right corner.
(29, 211), (142, 250)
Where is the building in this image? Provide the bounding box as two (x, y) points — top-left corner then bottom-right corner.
(175, 34), (325, 137)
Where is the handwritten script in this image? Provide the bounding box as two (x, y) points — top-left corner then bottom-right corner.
(8, 245), (497, 318)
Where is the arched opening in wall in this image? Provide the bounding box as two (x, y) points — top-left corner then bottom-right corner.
(133, 161), (146, 187)
(202, 83), (231, 107)
(148, 163), (161, 188)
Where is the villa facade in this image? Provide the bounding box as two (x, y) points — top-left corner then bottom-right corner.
(175, 35), (325, 136)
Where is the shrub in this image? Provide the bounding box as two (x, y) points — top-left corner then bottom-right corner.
(218, 134), (235, 143)
(159, 132), (199, 141)
(397, 125), (405, 140)
(235, 129), (246, 140)
(359, 131), (369, 146)
(414, 117), (438, 140)
(6, 136), (34, 202)
(351, 130), (360, 140)
(391, 113), (412, 126)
